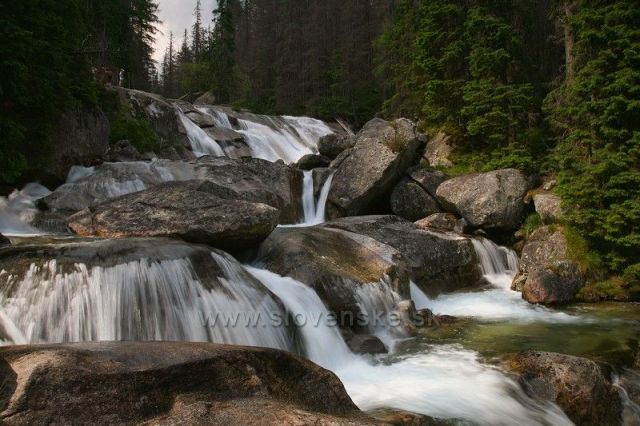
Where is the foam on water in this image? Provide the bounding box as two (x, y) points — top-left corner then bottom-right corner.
(411, 238), (583, 323)
(0, 183), (51, 236)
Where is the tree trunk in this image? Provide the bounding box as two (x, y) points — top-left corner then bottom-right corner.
(563, 1), (578, 82)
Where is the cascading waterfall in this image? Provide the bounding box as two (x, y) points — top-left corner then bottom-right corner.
(0, 249), (291, 350)
(411, 238), (582, 323)
(247, 265), (572, 425)
(298, 171), (334, 226)
(0, 183), (51, 236)
(178, 109), (225, 157)
(184, 106), (334, 163)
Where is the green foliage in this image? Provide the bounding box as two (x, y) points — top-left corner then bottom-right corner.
(521, 213), (543, 239)
(545, 0), (640, 272)
(0, 0), (98, 183)
(109, 104), (160, 154)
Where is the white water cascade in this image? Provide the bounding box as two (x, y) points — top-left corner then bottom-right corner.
(184, 106), (334, 163)
(247, 265), (572, 425)
(411, 237), (582, 324)
(299, 171), (334, 225)
(0, 183), (51, 236)
(0, 249), (291, 350)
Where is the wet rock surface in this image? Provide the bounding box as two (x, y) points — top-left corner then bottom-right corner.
(0, 342), (367, 425)
(510, 351), (622, 425)
(68, 181), (280, 250)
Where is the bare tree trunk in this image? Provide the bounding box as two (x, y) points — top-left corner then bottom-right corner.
(563, 1), (578, 82)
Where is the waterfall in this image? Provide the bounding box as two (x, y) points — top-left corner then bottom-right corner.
(178, 109), (225, 157)
(246, 267), (356, 370)
(410, 239), (581, 323)
(298, 171), (334, 226)
(0, 183), (51, 236)
(183, 106), (334, 164)
(0, 248), (291, 350)
(246, 267), (571, 425)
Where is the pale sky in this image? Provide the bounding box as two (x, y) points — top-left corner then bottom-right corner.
(153, 0), (217, 64)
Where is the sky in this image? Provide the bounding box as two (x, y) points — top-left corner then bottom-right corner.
(153, 0), (217, 64)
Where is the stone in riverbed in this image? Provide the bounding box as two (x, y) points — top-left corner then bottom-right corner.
(255, 225), (408, 324)
(295, 153), (331, 170)
(328, 118), (423, 218)
(436, 168), (529, 230)
(521, 261), (584, 305)
(318, 133), (355, 159)
(324, 215), (481, 296)
(344, 333), (388, 355)
(0, 342), (367, 425)
(509, 351), (622, 425)
(390, 178), (441, 221)
(68, 181), (279, 250)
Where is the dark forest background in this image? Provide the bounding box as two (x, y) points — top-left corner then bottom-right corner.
(1, 0), (639, 282)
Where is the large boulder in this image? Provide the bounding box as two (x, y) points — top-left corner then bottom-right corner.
(390, 178), (440, 221)
(327, 118), (423, 218)
(519, 226), (570, 273)
(255, 225), (408, 326)
(324, 215), (481, 296)
(533, 193), (563, 224)
(436, 169), (529, 230)
(68, 181), (279, 250)
(295, 154), (331, 170)
(521, 261), (584, 305)
(423, 131), (454, 168)
(42, 157), (304, 223)
(45, 106), (110, 183)
(0, 342), (367, 425)
(509, 351), (622, 425)
(318, 134), (355, 159)
(407, 167), (447, 197)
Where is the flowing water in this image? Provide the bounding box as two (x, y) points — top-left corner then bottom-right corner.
(298, 170), (334, 225)
(184, 106), (334, 163)
(0, 183), (51, 236)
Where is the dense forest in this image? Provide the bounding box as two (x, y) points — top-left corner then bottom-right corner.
(1, 0), (638, 284)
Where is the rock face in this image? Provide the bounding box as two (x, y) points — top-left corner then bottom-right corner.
(318, 133), (355, 159)
(533, 193), (563, 224)
(510, 351), (622, 425)
(521, 261), (584, 305)
(514, 226), (585, 305)
(68, 181), (279, 250)
(328, 118), (423, 218)
(423, 131), (454, 168)
(519, 226), (570, 272)
(390, 178), (440, 221)
(42, 157), (303, 223)
(107, 140), (143, 162)
(255, 225), (407, 323)
(46, 106), (111, 182)
(295, 154), (331, 170)
(407, 167), (447, 197)
(324, 215), (481, 296)
(436, 169), (529, 230)
(415, 213), (466, 233)
(0, 342), (367, 425)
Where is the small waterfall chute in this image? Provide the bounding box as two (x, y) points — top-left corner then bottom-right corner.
(0, 183), (51, 236)
(298, 171), (334, 226)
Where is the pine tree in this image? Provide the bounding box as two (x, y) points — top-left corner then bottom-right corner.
(192, 0), (204, 63)
(210, 0), (237, 103)
(161, 31), (177, 97)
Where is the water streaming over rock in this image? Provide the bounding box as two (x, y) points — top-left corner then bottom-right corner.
(411, 237), (582, 323)
(299, 170), (334, 225)
(0, 240), (291, 349)
(0, 183), (51, 236)
(184, 106), (334, 163)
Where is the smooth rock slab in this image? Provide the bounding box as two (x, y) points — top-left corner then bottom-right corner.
(510, 351), (622, 425)
(68, 181), (279, 250)
(0, 342), (367, 425)
(436, 169), (529, 230)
